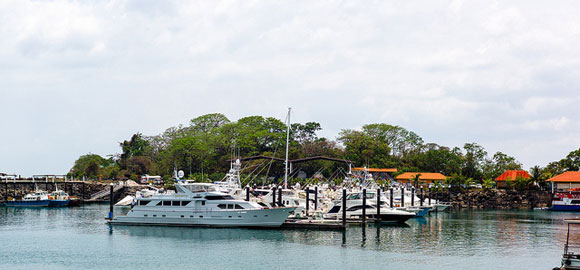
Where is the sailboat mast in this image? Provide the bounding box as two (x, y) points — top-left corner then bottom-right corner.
(284, 107), (291, 189)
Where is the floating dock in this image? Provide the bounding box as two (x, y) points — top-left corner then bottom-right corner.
(281, 219), (346, 230)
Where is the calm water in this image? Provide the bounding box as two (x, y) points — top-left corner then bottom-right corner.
(1, 204), (578, 270)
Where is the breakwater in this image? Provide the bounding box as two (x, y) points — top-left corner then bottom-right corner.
(434, 189), (552, 209)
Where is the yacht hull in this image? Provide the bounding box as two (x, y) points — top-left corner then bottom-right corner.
(108, 207), (296, 228)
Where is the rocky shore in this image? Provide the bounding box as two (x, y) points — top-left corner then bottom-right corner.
(433, 189), (552, 209)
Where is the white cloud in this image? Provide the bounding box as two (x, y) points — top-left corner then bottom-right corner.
(1, 0), (580, 175)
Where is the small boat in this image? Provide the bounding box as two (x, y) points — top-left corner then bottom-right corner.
(5, 190), (50, 207)
(555, 219), (580, 269)
(48, 187), (71, 207)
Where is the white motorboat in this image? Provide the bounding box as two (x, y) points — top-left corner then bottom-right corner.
(251, 187), (308, 216)
(108, 181), (296, 227)
(325, 191), (415, 223)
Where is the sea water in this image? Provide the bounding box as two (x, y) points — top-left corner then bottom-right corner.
(0, 204), (577, 270)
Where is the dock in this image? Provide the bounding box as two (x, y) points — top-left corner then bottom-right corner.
(281, 219), (346, 230)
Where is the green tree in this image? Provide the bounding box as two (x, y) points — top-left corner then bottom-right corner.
(120, 133), (149, 161)
(462, 142), (487, 180)
(69, 154), (109, 178)
(560, 147), (580, 171)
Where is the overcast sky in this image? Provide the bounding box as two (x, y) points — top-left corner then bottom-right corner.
(1, 0), (579, 177)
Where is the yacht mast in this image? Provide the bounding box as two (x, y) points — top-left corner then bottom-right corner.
(284, 107), (291, 189)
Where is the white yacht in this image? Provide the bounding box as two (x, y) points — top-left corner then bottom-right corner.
(108, 181), (296, 227)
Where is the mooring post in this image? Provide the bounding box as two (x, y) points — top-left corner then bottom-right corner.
(377, 188), (381, 220)
(429, 188), (432, 205)
(278, 187), (282, 206)
(362, 188), (367, 224)
(82, 182), (86, 200)
(305, 187), (310, 216)
(411, 187), (415, 206)
(245, 186), (250, 201)
(4, 182), (7, 202)
(401, 186), (405, 207)
(390, 188), (394, 208)
(314, 186), (318, 210)
(108, 184), (114, 220)
(272, 186), (276, 207)
(342, 189), (346, 227)
(420, 187), (424, 206)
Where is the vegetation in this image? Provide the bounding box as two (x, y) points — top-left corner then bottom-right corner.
(69, 113), (580, 190)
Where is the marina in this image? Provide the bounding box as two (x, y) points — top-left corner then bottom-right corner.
(0, 204), (574, 270)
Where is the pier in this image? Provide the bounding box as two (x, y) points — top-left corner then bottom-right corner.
(0, 178), (126, 204)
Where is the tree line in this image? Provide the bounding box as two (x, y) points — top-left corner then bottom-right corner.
(69, 113), (580, 188)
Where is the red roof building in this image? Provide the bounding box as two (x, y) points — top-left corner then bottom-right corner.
(546, 171), (580, 192)
(495, 170), (531, 188)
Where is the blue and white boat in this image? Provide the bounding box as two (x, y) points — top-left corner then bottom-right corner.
(551, 192), (580, 211)
(6, 190), (50, 207)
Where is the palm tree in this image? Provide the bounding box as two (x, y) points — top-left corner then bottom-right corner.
(530, 165), (542, 190)
(413, 173), (421, 188)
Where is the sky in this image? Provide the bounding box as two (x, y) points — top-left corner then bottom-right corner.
(1, 0), (579, 177)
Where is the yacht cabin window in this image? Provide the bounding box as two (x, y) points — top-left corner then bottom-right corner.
(139, 200), (151, 206)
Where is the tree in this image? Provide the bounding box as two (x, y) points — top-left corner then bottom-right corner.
(530, 165), (545, 190)
(462, 142), (487, 179)
(120, 133), (149, 161)
(560, 148), (580, 171)
(69, 154), (110, 178)
(361, 123), (424, 158)
(291, 122), (322, 144)
(338, 129), (391, 167)
(189, 113), (230, 134)
(482, 151), (522, 180)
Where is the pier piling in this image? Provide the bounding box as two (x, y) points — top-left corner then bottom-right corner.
(411, 187), (415, 206)
(272, 187), (276, 207)
(245, 187), (250, 201)
(390, 188), (393, 208)
(306, 187), (310, 216)
(377, 188), (381, 219)
(342, 189), (346, 227)
(108, 184), (114, 220)
(314, 186), (318, 210)
(429, 188), (432, 205)
(401, 187), (405, 207)
(278, 187), (282, 206)
(362, 189), (366, 224)
(420, 187), (424, 206)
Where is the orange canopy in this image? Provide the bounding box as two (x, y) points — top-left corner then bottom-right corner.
(546, 171), (580, 182)
(495, 170), (531, 181)
(395, 172), (446, 180)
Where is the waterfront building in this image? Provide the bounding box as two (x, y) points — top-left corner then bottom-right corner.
(140, 175), (163, 185)
(547, 171), (580, 192)
(494, 170), (531, 189)
(395, 172), (446, 188)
